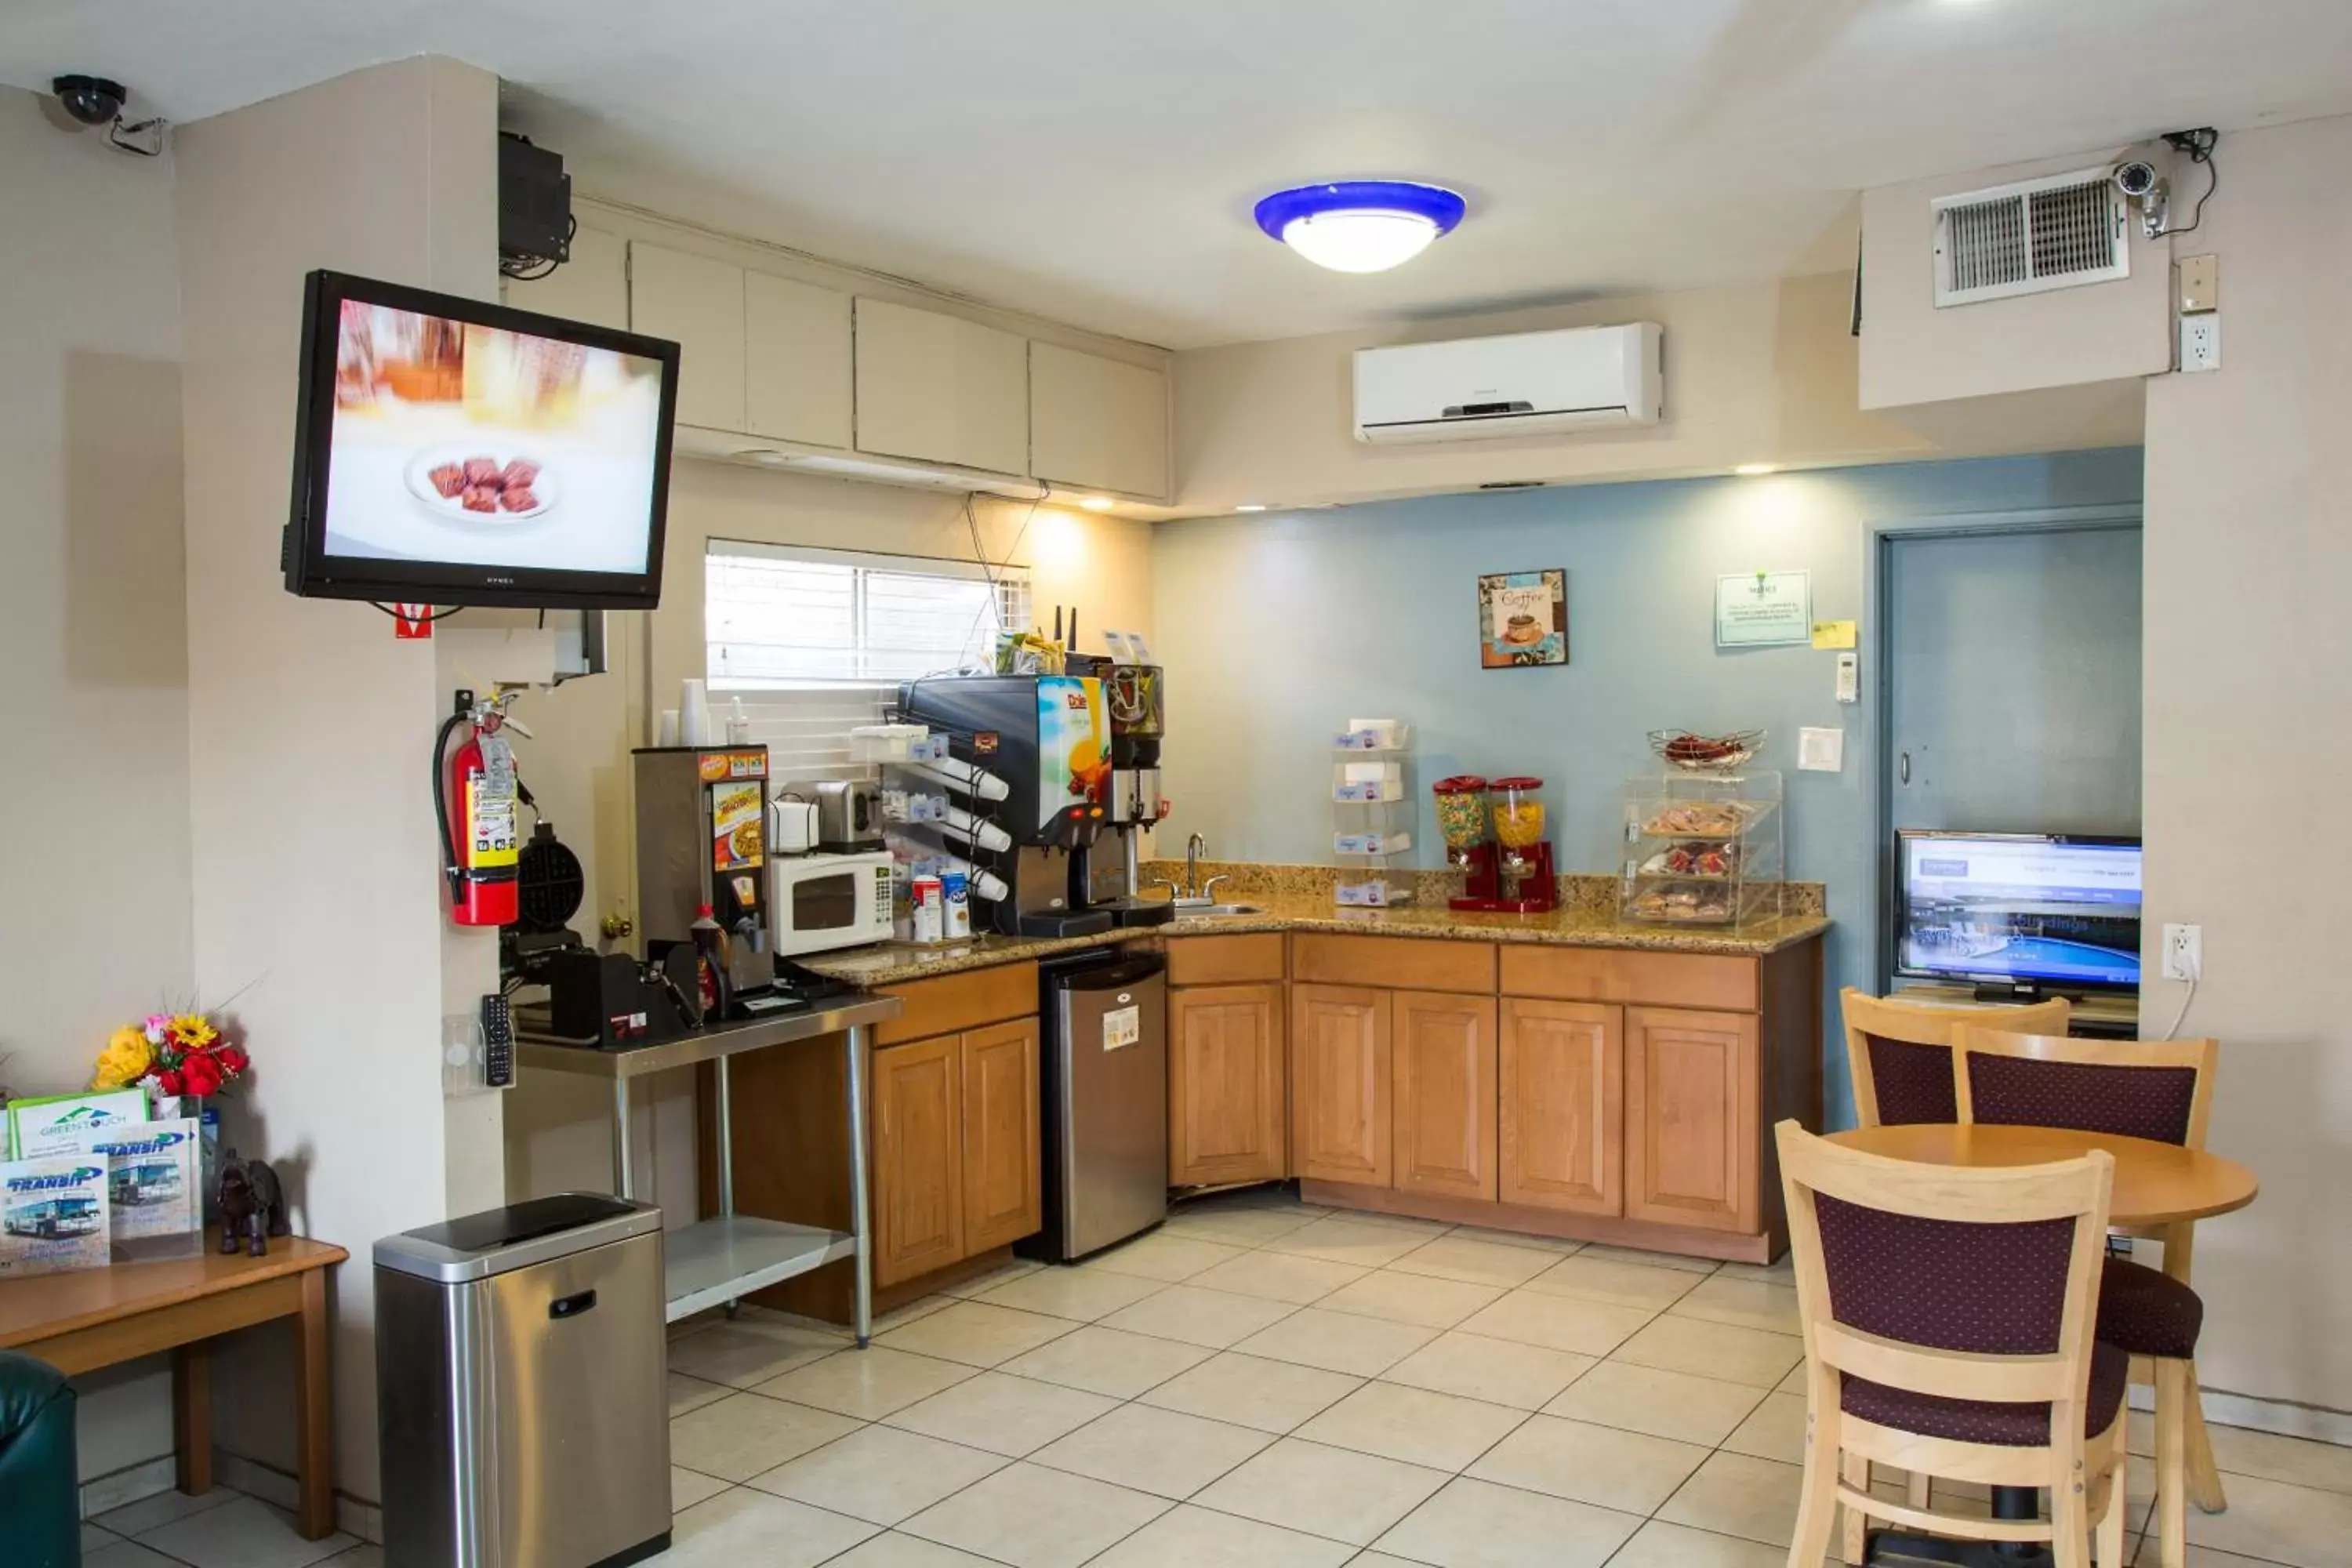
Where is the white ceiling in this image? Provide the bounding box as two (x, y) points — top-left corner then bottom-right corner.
(8, 1), (2352, 349)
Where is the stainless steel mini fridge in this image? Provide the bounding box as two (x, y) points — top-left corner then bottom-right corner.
(1029, 949), (1168, 1261)
(376, 1194), (670, 1568)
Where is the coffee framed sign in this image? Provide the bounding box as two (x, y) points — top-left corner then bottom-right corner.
(1478, 568), (1568, 669)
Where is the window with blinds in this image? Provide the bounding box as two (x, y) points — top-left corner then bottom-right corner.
(705, 540), (1029, 782)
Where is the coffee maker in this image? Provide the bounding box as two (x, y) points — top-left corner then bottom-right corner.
(895, 674), (1115, 937)
(633, 743), (779, 1008)
(1075, 660), (1173, 927)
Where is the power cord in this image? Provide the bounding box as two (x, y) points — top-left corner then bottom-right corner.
(369, 602), (465, 627)
(2157, 129), (2220, 238)
(2161, 978), (2197, 1041)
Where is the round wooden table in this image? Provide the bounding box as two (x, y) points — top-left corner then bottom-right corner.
(1824, 1123), (2257, 1566)
(1825, 1123), (2259, 1225)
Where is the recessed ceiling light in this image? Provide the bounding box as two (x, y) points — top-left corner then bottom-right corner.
(1078, 496), (1115, 511)
(1733, 463), (1779, 477)
(1254, 181), (1468, 274)
(1235, 503), (1268, 513)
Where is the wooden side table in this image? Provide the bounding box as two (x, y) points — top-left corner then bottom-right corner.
(0, 1232), (347, 1539)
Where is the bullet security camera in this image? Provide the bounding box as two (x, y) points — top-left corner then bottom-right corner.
(2113, 160), (2161, 201)
(52, 74), (127, 128)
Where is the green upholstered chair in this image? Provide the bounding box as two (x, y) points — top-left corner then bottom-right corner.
(0, 1348), (79, 1568)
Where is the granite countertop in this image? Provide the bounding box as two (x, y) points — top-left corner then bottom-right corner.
(797, 884), (1831, 989)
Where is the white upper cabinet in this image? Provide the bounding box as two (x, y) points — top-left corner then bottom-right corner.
(626, 241), (746, 432)
(745, 272), (853, 451)
(502, 223), (630, 332)
(1029, 342), (1170, 501)
(853, 298), (1029, 477)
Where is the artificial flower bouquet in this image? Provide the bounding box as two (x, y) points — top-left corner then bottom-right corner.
(93, 1012), (251, 1103)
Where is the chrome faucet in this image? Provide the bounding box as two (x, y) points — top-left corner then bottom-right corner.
(1156, 833), (1228, 906)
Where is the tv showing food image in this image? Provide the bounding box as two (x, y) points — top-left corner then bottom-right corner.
(318, 299), (666, 576)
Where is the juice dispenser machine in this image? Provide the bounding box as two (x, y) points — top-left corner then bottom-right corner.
(1076, 661), (1173, 927)
(896, 674), (1115, 936)
(633, 743), (777, 1008)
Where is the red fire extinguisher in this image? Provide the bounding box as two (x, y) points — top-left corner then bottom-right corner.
(434, 689), (526, 926)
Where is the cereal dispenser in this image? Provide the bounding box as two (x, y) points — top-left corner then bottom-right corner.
(1446, 773), (1558, 913)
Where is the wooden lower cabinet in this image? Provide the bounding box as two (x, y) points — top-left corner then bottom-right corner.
(1623, 1006), (1761, 1234)
(1498, 999), (1622, 1215)
(1290, 984), (1392, 1186)
(962, 1018), (1042, 1254)
(872, 1033), (965, 1286)
(1168, 984), (1287, 1186)
(1392, 992), (1497, 1200)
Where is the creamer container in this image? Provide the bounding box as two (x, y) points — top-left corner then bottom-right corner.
(942, 871), (971, 937)
(911, 877), (944, 942)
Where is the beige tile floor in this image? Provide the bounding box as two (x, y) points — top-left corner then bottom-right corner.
(90, 1187), (2352, 1568)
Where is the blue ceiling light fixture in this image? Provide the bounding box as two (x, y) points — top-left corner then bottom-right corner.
(1253, 180), (1468, 274)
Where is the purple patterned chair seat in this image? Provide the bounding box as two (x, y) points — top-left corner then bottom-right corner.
(1842, 1340), (2130, 1446)
(2097, 1257), (2203, 1359)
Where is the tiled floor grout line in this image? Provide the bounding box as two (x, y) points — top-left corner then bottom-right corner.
(663, 1195), (2338, 1568)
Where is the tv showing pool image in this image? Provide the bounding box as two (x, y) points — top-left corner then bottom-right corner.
(1896, 831), (2142, 992)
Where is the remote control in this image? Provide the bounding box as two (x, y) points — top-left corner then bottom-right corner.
(481, 993), (515, 1089)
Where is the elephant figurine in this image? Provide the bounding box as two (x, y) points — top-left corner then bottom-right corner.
(216, 1155), (289, 1257)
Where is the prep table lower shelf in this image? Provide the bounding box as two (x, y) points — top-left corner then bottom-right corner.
(517, 993), (902, 1341)
(662, 1214), (858, 1323)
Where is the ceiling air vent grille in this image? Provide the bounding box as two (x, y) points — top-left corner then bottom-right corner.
(1933, 167), (2129, 307)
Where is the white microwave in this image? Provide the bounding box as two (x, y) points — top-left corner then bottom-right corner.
(769, 850), (895, 956)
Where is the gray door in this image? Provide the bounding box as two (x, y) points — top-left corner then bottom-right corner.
(1888, 525), (2143, 838)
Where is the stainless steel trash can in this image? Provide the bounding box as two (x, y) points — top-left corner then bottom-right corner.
(376, 1194), (670, 1568)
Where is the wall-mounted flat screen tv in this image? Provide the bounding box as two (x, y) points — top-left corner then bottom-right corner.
(1893, 829), (2143, 994)
(284, 270), (681, 610)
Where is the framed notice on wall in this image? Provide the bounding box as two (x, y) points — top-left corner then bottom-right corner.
(1479, 569), (1568, 668)
(1715, 569), (1813, 648)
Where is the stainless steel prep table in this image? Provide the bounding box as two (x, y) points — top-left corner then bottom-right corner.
(517, 993), (903, 1342)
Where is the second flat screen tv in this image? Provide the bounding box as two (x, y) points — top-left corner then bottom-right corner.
(285, 270), (681, 611)
(1893, 829), (2143, 993)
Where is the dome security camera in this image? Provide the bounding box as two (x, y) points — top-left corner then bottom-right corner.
(52, 74), (128, 128)
(2114, 160), (2161, 201)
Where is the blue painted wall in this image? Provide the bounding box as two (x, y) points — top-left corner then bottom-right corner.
(1150, 448), (2145, 1127)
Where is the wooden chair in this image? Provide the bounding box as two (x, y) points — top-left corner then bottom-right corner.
(1842, 989), (2074, 1129)
(1776, 1120), (2128, 1568)
(1953, 1028), (2224, 1568)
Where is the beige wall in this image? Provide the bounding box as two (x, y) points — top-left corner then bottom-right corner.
(501, 459), (1153, 1218)
(0, 85), (190, 1486)
(1860, 147), (2174, 411)
(174, 56), (503, 1505)
(1169, 270), (2144, 513)
(2141, 114), (2352, 1416)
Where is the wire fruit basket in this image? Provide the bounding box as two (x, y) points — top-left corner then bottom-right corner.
(1648, 729), (1765, 773)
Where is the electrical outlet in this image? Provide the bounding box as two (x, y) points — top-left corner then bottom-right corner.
(2181, 314), (2222, 372)
(2161, 923), (2202, 982)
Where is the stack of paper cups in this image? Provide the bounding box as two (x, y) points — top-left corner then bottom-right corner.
(657, 710), (681, 746)
(679, 679), (713, 746)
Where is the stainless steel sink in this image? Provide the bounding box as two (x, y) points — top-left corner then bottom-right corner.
(1175, 902), (1265, 917)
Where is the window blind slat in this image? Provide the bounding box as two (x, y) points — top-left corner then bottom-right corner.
(706, 540), (1031, 782)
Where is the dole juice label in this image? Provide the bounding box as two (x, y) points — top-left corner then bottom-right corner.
(1033, 677), (1108, 831)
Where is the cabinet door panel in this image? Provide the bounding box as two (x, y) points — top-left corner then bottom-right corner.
(1499, 1000), (1622, 1214)
(745, 271), (852, 449)
(1170, 985), (1286, 1186)
(873, 1034), (964, 1285)
(628, 242), (745, 431)
(1290, 984), (1391, 1186)
(1624, 1007), (1759, 1233)
(1392, 993), (1497, 1201)
(961, 1018), (1042, 1254)
(1029, 341), (1169, 500)
(854, 298), (1028, 475)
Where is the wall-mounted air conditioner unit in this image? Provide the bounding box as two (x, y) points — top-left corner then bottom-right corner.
(1352, 322), (1663, 445)
(1933, 167), (2129, 308)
